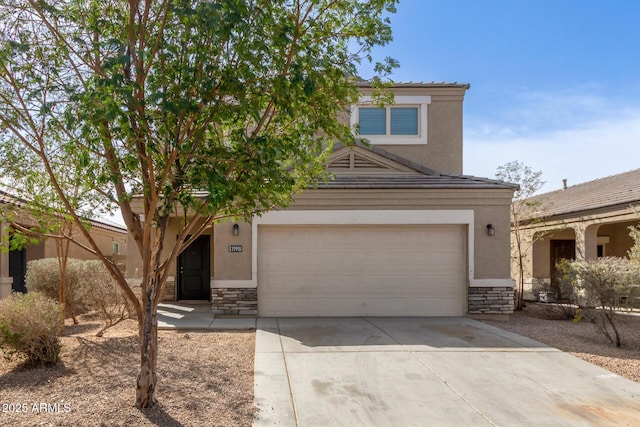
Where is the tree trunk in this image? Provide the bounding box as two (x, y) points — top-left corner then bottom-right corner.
(135, 284), (158, 408)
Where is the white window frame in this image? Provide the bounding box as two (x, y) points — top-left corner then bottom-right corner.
(112, 242), (119, 255)
(351, 95), (431, 145)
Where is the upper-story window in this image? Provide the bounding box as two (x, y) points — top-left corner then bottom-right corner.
(359, 106), (419, 136)
(351, 95), (430, 145)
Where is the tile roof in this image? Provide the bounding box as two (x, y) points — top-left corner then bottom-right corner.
(315, 174), (518, 190)
(355, 80), (470, 89)
(525, 168), (640, 219)
(317, 143), (517, 190)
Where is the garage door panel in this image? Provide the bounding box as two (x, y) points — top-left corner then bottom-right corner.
(258, 225), (466, 316)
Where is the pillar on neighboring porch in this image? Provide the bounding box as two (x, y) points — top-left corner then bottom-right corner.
(575, 223), (599, 261)
(0, 221), (13, 299)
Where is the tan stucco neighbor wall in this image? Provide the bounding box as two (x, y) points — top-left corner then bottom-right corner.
(0, 215), (127, 298)
(516, 206), (640, 299)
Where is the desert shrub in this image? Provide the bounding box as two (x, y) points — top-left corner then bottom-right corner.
(0, 292), (63, 365)
(567, 257), (640, 347)
(534, 262), (580, 320)
(26, 258), (135, 336)
(25, 258), (88, 324)
(79, 260), (136, 337)
(545, 259), (581, 320)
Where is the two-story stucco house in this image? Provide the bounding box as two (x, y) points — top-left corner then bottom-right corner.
(126, 81), (517, 317)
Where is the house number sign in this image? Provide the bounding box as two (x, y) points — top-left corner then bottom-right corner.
(228, 245), (243, 253)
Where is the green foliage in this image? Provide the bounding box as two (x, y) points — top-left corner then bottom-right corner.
(0, 292), (63, 366)
(558, 257), (640, 347)
(0, 0), (398, 407)
(0, 0), (399, 224)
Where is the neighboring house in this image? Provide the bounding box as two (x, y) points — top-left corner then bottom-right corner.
(0, 191), (127, 299)
(126, 82), (518, 317)
(514, 170), (640, 299)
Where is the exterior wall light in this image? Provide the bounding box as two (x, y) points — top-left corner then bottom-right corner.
(486, 224), (495, 236)
(232, 223), (239, 236)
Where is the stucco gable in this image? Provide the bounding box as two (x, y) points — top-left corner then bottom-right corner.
(320, 145), (517, 190)
(326, 145), (418, 175)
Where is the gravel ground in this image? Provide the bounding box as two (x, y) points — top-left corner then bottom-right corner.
(0, 315), (255, 426)
(481, 303), (640, 382)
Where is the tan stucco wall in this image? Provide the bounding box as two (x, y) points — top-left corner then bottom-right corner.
(38, 226), (127, 262)
(356, 87), (466, 174)
(213, 221), (252, 280)
(527, 228), (576, 280)
(125, 188), (514, 288)
(125, 218), (214, 281)
(289, 188), (513, 281)
(598, 221), (637, 257)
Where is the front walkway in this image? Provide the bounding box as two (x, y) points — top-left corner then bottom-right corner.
(157, 302), (256, 330)
(254, 317), (640, 426)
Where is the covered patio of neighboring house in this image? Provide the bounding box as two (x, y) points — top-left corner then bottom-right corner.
(516, 170), (640, 302)
(0, 190), (127, 299)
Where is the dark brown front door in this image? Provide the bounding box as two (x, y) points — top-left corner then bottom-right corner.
(550, 240), (576, 299)
(9, 247), (26, 293)
(178, 235), (210, 300)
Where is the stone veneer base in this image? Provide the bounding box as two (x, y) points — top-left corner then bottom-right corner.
(468, 286), (514, 314)
(211, 287), (258, 316)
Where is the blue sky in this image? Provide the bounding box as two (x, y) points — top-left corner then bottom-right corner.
(359, 0), (640, 193)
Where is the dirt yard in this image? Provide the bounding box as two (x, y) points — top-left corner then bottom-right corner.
(482, 303), (640, 382)
(2, 304), (638, 426)
(0, 314), (255, 426)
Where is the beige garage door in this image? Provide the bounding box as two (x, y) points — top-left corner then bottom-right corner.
(258, 224), (466, 316)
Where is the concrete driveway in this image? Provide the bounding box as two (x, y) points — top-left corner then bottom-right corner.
(254, 317), (640, 426)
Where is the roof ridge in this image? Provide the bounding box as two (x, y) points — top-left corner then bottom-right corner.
(529, 167), (640, 200)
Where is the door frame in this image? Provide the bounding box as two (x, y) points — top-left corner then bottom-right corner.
(550, 239), (576, 299)
(177, 235), (211, 301)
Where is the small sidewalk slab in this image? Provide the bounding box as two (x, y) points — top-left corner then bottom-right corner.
(157, 302), (256, 330)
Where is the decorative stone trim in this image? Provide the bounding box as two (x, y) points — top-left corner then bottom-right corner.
(162, 280), (176, 301)
(211, 287), (257, 316)
(468, 286), (514, 314)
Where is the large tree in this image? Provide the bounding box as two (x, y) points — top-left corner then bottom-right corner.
(0, 0), (397, 407)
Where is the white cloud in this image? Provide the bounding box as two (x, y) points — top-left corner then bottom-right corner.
(464, 91), (640, 194)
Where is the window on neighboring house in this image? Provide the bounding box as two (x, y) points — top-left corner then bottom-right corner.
(113, 242), (119, 255)
(351, 95), (430, 144)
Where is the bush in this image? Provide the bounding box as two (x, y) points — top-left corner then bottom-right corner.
(79, 260), (136, 337)
(0, 292), (63, 365)
(26, 258), (135, 336)
(560, 257), (640, 347)
(26, 258), (88, 324)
